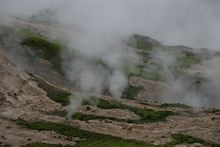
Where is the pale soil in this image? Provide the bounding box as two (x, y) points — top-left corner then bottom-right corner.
(78, 105), (140, 120)
(0, 118), (75, 147)
(0, 50), (220, 146)
(0, 20), (220, 146)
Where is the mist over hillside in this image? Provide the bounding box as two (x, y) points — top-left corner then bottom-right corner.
(1, 0), (220, 107)
(0, 1), (220, 146)
(1, 0), (220, 49)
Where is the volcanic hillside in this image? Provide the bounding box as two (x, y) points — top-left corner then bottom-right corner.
(0, 19), (219, 147)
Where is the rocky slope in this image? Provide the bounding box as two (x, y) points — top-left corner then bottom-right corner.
(0, 19), (219, 147)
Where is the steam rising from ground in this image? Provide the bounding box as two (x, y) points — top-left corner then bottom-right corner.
(66, 94), (83, 119)
(1, 0), (220, 110)
(152, 49), (220, 108)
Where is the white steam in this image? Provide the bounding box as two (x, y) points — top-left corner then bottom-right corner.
(109, 70), (127, 98)
(1, 0), (220, 109)
(66, 94), (82, 119)
(152, 49), (220, 108)
(1, 0), (220, 49)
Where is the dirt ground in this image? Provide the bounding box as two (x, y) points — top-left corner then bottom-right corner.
(0, 20), (220, 147)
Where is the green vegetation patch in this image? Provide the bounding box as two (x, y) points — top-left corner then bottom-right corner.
(21, 142), (73, 147)
(208, 108), (220, 113)
(131, 35), (161, 51)
(150, 133), (220, 146)
(177, 55), (200, 68)
(0, 144), (11, 147)
(84, 97), (175, 123)
(129, 107), (174, 123)
(83, 97), (127, 110)
(19, 120), (219, 147)
(21, 31), (63, 59)
(122, 86), (143, 99)
(212, 144), (220, 147)
(170, 133), (207, 145)
(17, 119), (149, 147)
(32, 75), (71, 106)
(21, 31), (64, 73)
(29, 73), (174, 123)
(128, 65), (164, 82)
(175, 51), (201, 70)
(96, 99), (127, 110)
(164, 133), (220, 146)
(72, 112), (135, 123)
(140, 71), (164, 81)
(161, 103), (190, 109)
(28, 73), (174, 123)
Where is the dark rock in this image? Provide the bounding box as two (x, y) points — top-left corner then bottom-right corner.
(85, 106), (91, 111)
(211, 117), (215, 121)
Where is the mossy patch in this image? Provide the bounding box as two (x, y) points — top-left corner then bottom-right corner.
(161, 103), (190, 109)
(152, 133), (220, 147)
(140, 71), (164, 81)
(0, 144), (11, 147)
(129, 108), (174, 123)
(208, 108), (220, 113)
(84, 97), (175, 123)
(72, 112), (136, 123)
(163, 133), (220, 146)
(130, 34), (161, 51)
(174, 51), (201, 72)
(17, 119), (150, 147)
(21, 31), (65, 73)
(129, 65), (164, 82)
(30, 73), (174, 123)
(19, 120), (219, 147)
(21, 142), (73, 147)
(171, 133), (207, 145)
(122, 86), (143, 100)
(83, 97), (127, 110)
(21, 31), (62, 59)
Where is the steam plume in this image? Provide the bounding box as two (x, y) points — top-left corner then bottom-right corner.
(1, 0), (220, 109)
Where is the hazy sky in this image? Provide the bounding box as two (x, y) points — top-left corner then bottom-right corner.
(1, 0), (220, 49)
